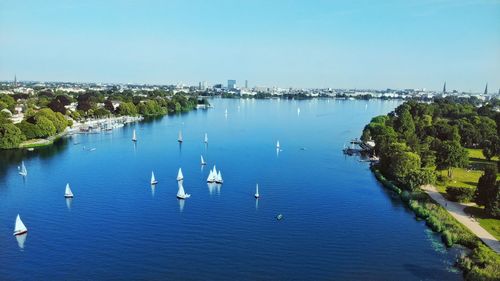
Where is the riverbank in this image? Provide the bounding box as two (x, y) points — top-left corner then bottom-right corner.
(371, 166), (500, 280)
(18, 115), (144, 149)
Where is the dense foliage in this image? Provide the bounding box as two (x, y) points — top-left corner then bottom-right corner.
(0, 89), (203, 149)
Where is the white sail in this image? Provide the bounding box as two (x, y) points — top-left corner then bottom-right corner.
(206, 169), (214, 182)
(177, 168), (184, 181)
(14, 214), (27, 235)
(132, 129), (137, 141)
(64, 183), (74, 198)
(201, 155), (206, 165)
(276, 140), (280, 149)
(255, 184), (260, 198)
(216, 170), (223, 183)
(178, 130), (183, 142)
(297, 107), (301, 116)
(204, 133), (208, 143)
(19, 161), (27, 176)
(177, 181), (191, 199)
(151, 171), (157, 185)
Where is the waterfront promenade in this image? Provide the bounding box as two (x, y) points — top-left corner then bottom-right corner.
(421, 184), (500, 254)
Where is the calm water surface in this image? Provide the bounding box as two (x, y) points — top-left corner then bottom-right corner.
(0, 99), (463, 280)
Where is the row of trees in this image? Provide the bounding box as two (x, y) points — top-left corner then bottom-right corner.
(362, 98), (499, 217)
(0, 90), (205, 149)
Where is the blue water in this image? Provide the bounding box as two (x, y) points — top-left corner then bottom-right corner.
(0, 98), (463, 280)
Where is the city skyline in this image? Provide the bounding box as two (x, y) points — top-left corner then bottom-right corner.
(0, 0), (499, 92)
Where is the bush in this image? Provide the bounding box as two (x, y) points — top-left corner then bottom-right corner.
(426, 215), (443, 232)
(441, 230), (455, 247)
(0, 123), (26, 149)
(446, 186), (475, 202)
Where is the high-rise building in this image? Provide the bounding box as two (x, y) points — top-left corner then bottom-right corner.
(14, 74), (17, 88)
(245, 80), (248, 89)
(228, 80), (236, 90)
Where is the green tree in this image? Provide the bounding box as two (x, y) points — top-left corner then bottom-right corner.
(0, 123), (26, 149)
(117, 102), (138, 116)
(436, 141), (469, 177)
(35, 116), (56, 137)
(475, 165), (499, 217)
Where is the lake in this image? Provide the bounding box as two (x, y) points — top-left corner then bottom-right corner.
(0, 98), (463, 280)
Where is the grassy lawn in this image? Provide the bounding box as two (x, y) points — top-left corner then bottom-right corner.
(435, 167), (483, 194)
(464, 206), (500, 241)
(467, 148), (499, 161)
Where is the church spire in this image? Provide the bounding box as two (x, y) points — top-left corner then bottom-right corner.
(443, 81), (446, 94)
(484, 83), (488, 95)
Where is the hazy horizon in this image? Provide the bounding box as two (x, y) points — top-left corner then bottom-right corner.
(0, 0), (499, 92)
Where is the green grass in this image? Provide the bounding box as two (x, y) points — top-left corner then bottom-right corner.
(435, 167), (483, 194)
(467, 148), (499, 161)
(464, 206), (500, 241)
(19, 139), (53, 148)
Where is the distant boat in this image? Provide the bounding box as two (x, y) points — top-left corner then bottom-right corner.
(177, 168), (184, 181)
(151, 171), (158, 185)
(176, 181), (191, 199)
(64, 183), (74, 198)
(215, 170), (223, 184)
(201, 155), (207, 166)
(297, 107), (300, 115)
(204, 133), (208, 143)
(276, 141), (280, 149)
(19, 161), (27, 176)
(13, 214), (28, 236)
(178, 130), (183, 143)
(207, 166), (217, 183)
(254, 184), (260, 198)
(132, 129), (137, 142)
(225, 108), (228, 115)
(276, 214), (284, 221)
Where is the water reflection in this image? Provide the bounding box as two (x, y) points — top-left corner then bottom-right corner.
(150, 185), (156, 197)
(66, 198), (73, 210)
(178, 199), (185, 212)
(0, 137), (70, 182)
(15, 233), (27, 250)
(207, 183), (216, 195)
(255, 198), (259, 210)
(276, 148), (280, 157)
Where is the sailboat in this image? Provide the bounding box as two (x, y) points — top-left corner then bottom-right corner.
(178, 130), (183, 143)
(151, 171), (158, 185)
(201, 155), (207, 166)
(255, 184), (260, 198)
(204, 133), (208, 143)
(177, 168), (184, 181)
(64, 183), (74, 198)
(297, 107), (301, 115)
(216, 170), (223, 184)
(19, 161), (27, 176)
(225, 108), (228, 115)
(13, 214), (28, 236)
(132, 129), (137, 142)
(176, 181), (191, 199)
(276, 140), (280, 149)
(207, 166), (217, 183)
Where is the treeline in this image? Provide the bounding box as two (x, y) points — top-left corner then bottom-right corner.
(362, 98), (499, 216)
(362, 97), (500, 280)
(0, 90), (206, 149)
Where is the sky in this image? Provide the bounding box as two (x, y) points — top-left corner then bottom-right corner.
(0, 0), (499, 92)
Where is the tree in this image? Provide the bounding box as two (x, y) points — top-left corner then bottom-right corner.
(48, 99), (67, 114)
(35, 116), (56, 137)
(117, 102), (137, 116)
(0, 94), (16, 111)
(436, 141), (469, 177)
(475, 165), (500, 218)
(104, 99), (115, 112)
(0, 123), (26, 149)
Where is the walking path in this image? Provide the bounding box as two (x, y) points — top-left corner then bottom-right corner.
(421, 184), (500, 254)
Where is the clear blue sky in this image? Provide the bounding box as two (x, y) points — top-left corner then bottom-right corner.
(0, 0), (499, 92)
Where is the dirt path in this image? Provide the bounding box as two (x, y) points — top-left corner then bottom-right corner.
(421, 184), (500, 254)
